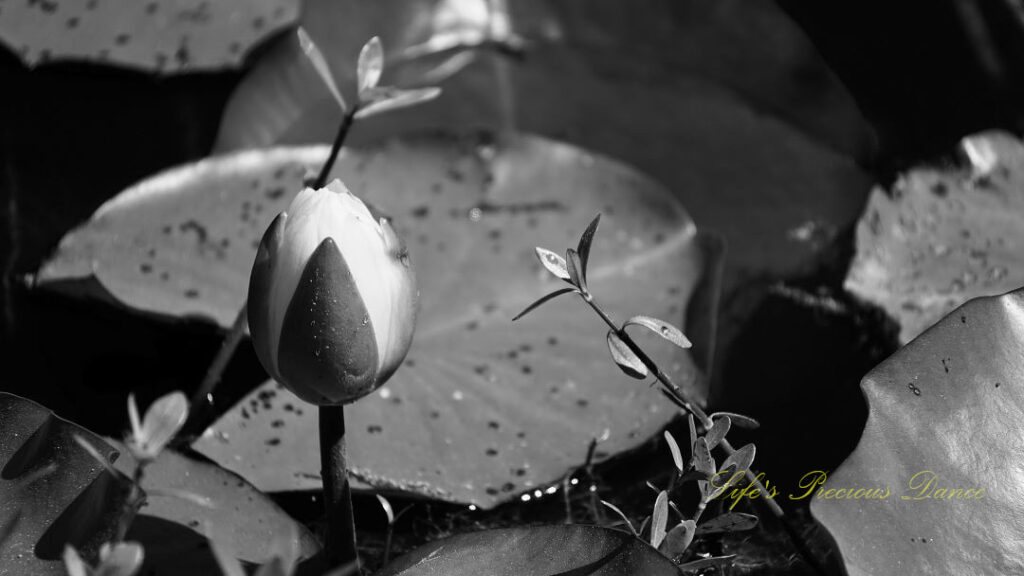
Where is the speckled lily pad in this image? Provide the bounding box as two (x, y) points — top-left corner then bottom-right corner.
(846, 131), (1024, 343)
(0, 0), (298, 73)
(37, 132), (711, 508)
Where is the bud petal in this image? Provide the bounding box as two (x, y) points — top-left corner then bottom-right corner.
(277, 238), (378, 404)
(248, 212), (288, 382)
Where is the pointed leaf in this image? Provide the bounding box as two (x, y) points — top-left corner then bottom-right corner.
(377, 494), (395, 525)
(695, 512), (758, 535)
(577, 213), (602, 284)
(357, 36), (385, 97)
(599, 501), (636, 537)
(624, 315), (692, 350)
(687, 414), (698, 456)
(37, 135), (709, 509)
(297, 27), (347, 113)
(534, 247), (571, 282)
(354, 87), (442, 120)
(375, 525), (681, 576)
(709, 411), (759, 430)
(565, 248), (583, 290)
(606, 331), (647, 380)
(663, 431), (683, 473)
(814, 289), (1024, 575)
(704, 415), (731, 450)
(649, 490), (669, 548)
(511, 288), (577, 322)
(659, 520), (696, 559)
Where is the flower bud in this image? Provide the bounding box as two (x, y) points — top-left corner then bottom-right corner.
(248, 180), (417, 405)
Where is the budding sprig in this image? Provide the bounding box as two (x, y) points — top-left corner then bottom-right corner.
(514, 214), (787, 546)
(298, 29), (442, 189)
(69, 391), (195, 576)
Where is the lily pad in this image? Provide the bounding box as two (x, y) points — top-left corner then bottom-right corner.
(37, 132), (709, 508)
(846, 131), (1024, 343)
(0, 393), (132, 575)
(812, 288), (1024, 575)
(0, 0), (299, 73)
(214, 0), (873, 297)
(110, 442), (319, 572)
(375, 524), (681, 576)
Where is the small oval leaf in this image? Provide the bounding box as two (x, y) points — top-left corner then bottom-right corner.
(534, 247), (570, 282)
(659, 520), (696, 559)
(704, 415), (731, 450)
(357, 36), (384, 97)
(650, 490), (669, 548)
(131, 391), (188, 461)
(624, 316), (692, 350)
(663, 431), (683, 473)
(606, 331), (648, 379)
(695, 512), (758, 536)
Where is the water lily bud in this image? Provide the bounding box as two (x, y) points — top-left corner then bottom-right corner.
(248, 180), (417, 405)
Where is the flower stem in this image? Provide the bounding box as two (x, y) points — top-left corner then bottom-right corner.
(190, 306), (248, 413)
(315, 109), (357, 189)
(319, 404), (359, 568)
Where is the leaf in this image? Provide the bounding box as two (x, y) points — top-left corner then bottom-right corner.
(297, 27), (348, 113)
(377, 494), (395, 525)
(0, 393), (133, 575)
(813, 289), (1024, 576)
(0, 0), (299, 73)
(109, 442), (318, 573)
(703, 415), (731, 450)
(624, 316), (692, 350)
(35, 135), (710, 509)
(695, 512), (758, 536)
(846, 130), (1024, 344)
(663, 431), (683, 473)
(533, 247), (571, 282)
(691, 438), (714, 497)
(511, 288), (577, 322)
(357, 36), (385, 97)
(565, 248), (584, 290)
(374, 524), (682, 576)
(354, 87), (442, 120)
(576, 213), (601, 285)
(709, 444), (755, 500)
(649, 490), (669, 548)
(678, 555), (736, 572)
(658, 520), (695, 559)
(709, 411), (759, 430)
(599, 501), (636, 537)
(127, 392), (188, 461)
(606, 331), (647, 380)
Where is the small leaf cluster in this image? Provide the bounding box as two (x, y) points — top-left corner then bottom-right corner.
(298, 29), (441, 121)
(603, 413), (760, 572)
